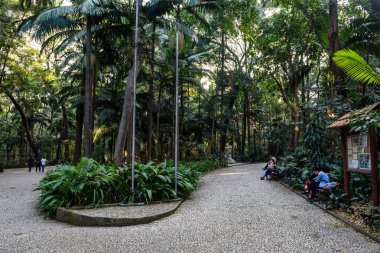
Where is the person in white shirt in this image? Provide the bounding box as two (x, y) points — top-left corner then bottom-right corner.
(41, 157), (47, 173)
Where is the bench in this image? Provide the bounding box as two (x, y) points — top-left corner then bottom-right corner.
(267, 167), (279, 181)
(317, 182), (339, 204)
(267, 172), (279, 180)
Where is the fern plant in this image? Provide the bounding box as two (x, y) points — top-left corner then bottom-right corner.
(35, 157), (225, 217)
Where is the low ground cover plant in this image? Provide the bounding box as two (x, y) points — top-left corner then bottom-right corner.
(36, 157), (225, 217)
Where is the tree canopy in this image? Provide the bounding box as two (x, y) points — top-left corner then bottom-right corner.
(0, 0), (379, 169)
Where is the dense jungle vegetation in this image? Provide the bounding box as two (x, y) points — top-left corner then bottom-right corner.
(0, 0), (379, 174)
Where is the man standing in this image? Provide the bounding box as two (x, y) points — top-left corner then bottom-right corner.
(35, 156), (42, 172)
(28, 156), (34, 172)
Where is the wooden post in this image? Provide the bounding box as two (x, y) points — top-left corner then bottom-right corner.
(369, 126), (378, 207)
(341, 127), (350, 199)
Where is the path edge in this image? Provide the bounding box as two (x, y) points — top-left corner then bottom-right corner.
(280, 182), (380, 244)
(56, 199), (183, 227)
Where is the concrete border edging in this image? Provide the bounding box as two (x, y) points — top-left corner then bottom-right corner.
(279, 181), (380, 244)
(56, 200), (182, 227)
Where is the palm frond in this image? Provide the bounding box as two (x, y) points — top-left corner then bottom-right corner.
(40, 30), (78, 52)
(93, 125), (113, 143)
(80, 0), (116, 15)
(34, 6), (77, 25)
(157, 18), (202, 45)
(333, 49), (380, 85)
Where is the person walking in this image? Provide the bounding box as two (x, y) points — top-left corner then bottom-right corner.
(35, 156), (42, 172)
(41, 157), (47, 173)
(28, 156), (34, 172)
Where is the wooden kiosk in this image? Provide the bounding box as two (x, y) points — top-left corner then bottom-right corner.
(328, 102), (379, 206)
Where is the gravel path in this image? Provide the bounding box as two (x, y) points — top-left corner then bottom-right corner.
(0, 164), (379, 253)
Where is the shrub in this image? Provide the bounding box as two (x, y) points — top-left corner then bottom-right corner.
(36, 158), (204, 217)
(183, 155), (227, 173)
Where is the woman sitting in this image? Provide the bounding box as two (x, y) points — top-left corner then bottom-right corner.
(260, 158), (275, 180)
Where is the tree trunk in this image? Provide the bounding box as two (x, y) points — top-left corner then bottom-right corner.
(242, 92), (248, 153)
(155, 81), (162, 160)
(180, 80), (184, 160)
(219, 30), (226, 153)
(147, 22), (156, 161)
(56, 139), (62, 162)
(4, 91), (39, 157)
(210, 104), (216, 154)
(114, 0), (143, 166)
(84, 15), (93, 157)
(328, 0), (346, 98)
(73, 77), (84, 164)
(222, 81), (239, 152)
(61, 102), (70, 162)
(247, 93), (251, 151)
(19, 131), (25, 165)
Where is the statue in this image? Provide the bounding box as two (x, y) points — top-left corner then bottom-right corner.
(224, 145), (236, 165)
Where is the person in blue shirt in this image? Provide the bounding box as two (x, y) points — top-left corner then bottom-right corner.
(307, 167), (330, 203)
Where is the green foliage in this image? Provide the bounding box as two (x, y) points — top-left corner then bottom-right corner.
(333, 49), (380, 85)
(366, 206), (380, 230)
(183, 155), (226, 173)
(277, 154), (309, 190)
(278, 149), (343, 190)
(350, 174), (372, 203)
(36, 157), (226, 217)
(303, 118), (326, 166)
(349, 110), (380, 133)
(326, 191), (348, 210)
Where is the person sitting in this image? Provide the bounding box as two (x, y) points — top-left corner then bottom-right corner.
(304, 173), (314, 195)
(307, 167), (330, 203)
(261, 156), (275, 180)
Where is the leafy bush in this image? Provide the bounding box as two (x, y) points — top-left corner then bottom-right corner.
(183, 155), (227, 173)
(5, 161), (24, 169)
(278, 149), (343, 191)
(36, 158), (205, 217)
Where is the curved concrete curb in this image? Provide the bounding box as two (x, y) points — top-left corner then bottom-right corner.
(56, 200), (182, 227)
(279, 181), (380, 244)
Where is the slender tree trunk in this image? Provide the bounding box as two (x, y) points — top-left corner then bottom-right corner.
(247, 93), (251, 151)
(242, 92), (248, 153)
(210, 105), (215, 154)
(180, 80), (184, 160)
(236, 118), (241, 155)
(219, 31), (226, 153)
(84, 15), (93, 157)
(222, 81), (239, 152)
(56, 139), (62, 162)
(73, 72), (85, 164)
(19, 131), (25, 165)
(91, 48), (96, 153)
(147, 22), (156, 161)
(61, 102), (70, 162)
(328, 0), (346, 98)
(293, 77), (301, 149)
(114, 0), (143, 166)
(171, 83), (175, 160)
(155, 81), (162, 160)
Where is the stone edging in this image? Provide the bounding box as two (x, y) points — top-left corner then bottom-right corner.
(56, 199), (182, 227)
(279, 181), (380, 244)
